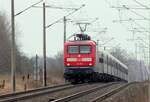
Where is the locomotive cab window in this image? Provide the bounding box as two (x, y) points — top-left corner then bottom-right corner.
(80, 45), (91, 54)
(68, 46), (79, 54)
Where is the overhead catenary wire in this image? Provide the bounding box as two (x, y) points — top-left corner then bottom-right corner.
(15, 0), (43, 16)
(122, 5), (149, 20)
(46, 4), (85, 28)
(33, 5), (78, 10)
(133, 0), (149, 9)
(110, 0), (149, 57)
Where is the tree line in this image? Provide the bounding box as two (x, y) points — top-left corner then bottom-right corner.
(0, 13), (33, 75)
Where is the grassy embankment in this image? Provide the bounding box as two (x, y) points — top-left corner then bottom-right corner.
(0, 74), (64, 95)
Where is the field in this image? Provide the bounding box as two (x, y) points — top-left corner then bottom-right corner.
(0, 74), (64, 95)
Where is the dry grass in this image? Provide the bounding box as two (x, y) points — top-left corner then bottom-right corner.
(102, 82), (149, 102)
(0, 74), (64, 95)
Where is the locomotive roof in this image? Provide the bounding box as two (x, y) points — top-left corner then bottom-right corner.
(102, 50), (128, 70)
(65, 40), (96, 45)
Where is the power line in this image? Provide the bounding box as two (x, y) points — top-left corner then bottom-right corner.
(109, 0), (150, 67)
(114, 5), (149, 20)
(15, 0), (43, 16)
(33, 5), (78, 10)
(133, 0), (149, 9)
(46, 4), (85, 28)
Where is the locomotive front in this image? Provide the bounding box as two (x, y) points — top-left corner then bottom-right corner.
(64, 36), (96, 83)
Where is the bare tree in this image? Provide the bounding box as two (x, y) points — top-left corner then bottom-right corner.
(0, 12), (33, 75)
(0, 13), (11, 74)
(46, 51), (64, 78)
(110, 47), (149, 82)
(110, 47), (128, 64)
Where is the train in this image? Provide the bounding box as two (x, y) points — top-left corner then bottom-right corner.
(64, 34), (128, 83)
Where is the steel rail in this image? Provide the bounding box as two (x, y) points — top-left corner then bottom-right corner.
(0, 83), (69, 98)
(90, 82), (136, 102)
(50, 82), (117, 102)
(0, 83), (85, 102)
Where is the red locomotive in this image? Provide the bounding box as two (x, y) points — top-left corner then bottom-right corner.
(64, 34), (128, 83)
(64, 40), (96, 67)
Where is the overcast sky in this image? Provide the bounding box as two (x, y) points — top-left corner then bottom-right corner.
(0, 0), (148, 61)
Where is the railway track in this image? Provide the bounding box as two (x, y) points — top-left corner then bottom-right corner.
(49, 82), (134, 102)
(90, 82), (133, 102)
(50, 82), (118, 102)
(0, 82), (132, 102)
(0, 83), (85, 102)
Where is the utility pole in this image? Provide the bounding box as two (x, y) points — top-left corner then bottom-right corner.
(63, 16), (67, 83)
(97, 40), (99, 54)
(135, 43), (138, 60)
(35, 54), (38, 81)
(148, 1), (150, 102)
(43, 1), (47, 86)
(149, 0), (150, 67)
(33, 2), (84, 87)
(64, 16), (67, 43)
(104, 46), (106, 51)
(11, 0), (16, 93)
(10, 0), (43, 93)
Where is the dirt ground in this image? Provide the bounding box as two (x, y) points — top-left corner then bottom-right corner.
(102, 82), (149, 102)
(0, 75), (64, 95)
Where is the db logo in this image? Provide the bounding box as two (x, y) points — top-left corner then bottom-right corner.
(78, 54), (81, 57)
(77, 58), (81, 61)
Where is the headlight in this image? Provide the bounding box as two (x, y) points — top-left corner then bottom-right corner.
(82, 58), (92, 61)
(89, 63), (92, 66)
(67, 58), (77, 62)
(67, 63), (70, 66)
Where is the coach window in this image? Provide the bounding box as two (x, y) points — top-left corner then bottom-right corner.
(99, 53), (104, 63)
(68, 46), (79, 54)
(99, 58), (104, 63)
(80, 45), (91, 54)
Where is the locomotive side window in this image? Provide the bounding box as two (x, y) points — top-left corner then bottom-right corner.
(68, 46), (79, 54)
(80, 45), (91, 54)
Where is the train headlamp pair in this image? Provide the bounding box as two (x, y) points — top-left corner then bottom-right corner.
(67, 58), (92, 62)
